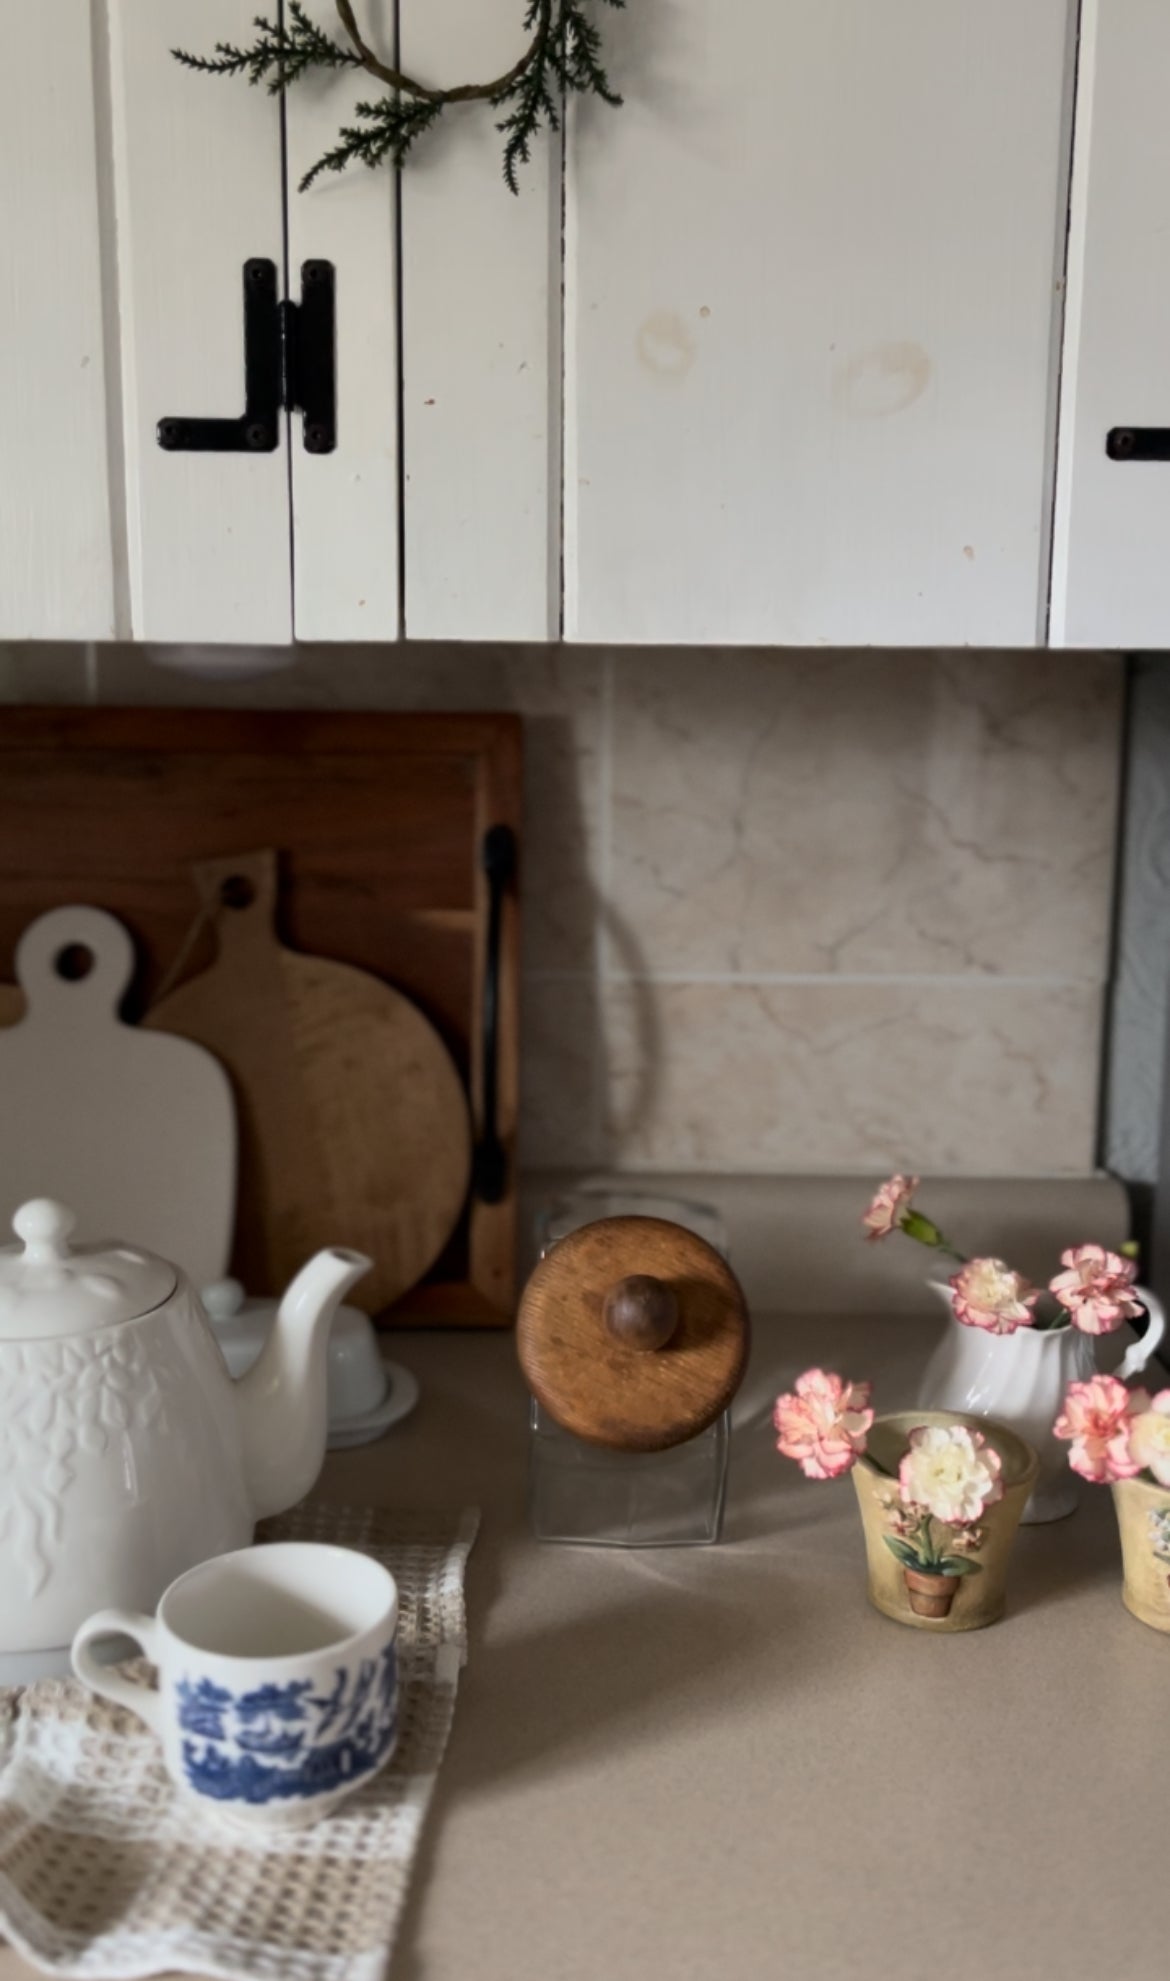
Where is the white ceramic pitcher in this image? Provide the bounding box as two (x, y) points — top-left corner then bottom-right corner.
(917, 1280), (1167, 1522)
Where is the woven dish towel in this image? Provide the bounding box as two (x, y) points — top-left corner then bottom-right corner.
(0, 1503), (479, 1981)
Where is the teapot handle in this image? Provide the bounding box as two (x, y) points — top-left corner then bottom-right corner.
(71, 1609), (166, 1740)
(1116, 1285), (1167, 1384)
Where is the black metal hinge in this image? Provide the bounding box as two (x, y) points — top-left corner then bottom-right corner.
(157, 258), (335, 454)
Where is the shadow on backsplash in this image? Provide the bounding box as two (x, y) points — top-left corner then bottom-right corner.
(0, 640), (1125, 1179)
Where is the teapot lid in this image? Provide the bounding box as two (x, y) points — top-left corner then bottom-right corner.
(0, 1200), (177, 1340)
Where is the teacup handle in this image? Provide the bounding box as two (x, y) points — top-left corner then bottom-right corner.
(1116, 1284), (1167, 1383)
(71, 1609), (166, 1740)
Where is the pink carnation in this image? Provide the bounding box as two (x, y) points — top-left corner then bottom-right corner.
(1128, 1390), (1170, 1487)
(773, 1368), (874, 1480)
(1053, 1374), (1148, 1484)
(1048, 1244), (1143, 1336)
(950, 1257), (1039, 1335)
(862, 1174), (919, 1242)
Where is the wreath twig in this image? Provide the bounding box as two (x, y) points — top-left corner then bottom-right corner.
(173, 0), (625, 194)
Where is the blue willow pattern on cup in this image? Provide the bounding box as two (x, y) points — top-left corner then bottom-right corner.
(176, 1643), (398, 1804)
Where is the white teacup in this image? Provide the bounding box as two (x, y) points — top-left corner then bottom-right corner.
(72, 1543), (398, 1830)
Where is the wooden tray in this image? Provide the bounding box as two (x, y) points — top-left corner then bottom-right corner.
(0, 709), (521, 1325)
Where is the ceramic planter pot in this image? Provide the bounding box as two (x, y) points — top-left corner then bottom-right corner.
(916, 1280), (1166, 1524)
(1111, 1475), (1170, 1634)
(852, 1410), (1039, 1632)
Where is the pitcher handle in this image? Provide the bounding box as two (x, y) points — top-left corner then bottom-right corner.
(1116, 1285), (1167, 1383)
(71, 1609), (166, 1740)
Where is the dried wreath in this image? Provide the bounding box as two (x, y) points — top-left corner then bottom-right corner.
(174, 0), (625, 194)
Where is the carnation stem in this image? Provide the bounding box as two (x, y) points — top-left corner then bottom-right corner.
(898, 1211), (966, 1264)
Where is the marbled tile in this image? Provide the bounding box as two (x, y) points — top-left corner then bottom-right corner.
(519, 976), (603, 1170)
(600, 980), (1105, 1174)
(608, 650), (1123, 982)
(0, 644), (90, 703)
(95, 641), (606, 976)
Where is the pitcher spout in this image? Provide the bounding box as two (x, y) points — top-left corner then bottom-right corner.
(235, 1247), (371, 1520)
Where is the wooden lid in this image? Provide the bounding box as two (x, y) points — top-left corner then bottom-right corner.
(516, 1216), (750, 1452)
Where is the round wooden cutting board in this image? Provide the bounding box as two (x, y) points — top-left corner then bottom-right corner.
(144, 850), (472, 1315)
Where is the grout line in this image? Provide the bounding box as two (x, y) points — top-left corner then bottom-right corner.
(525, 968), (1106, 991)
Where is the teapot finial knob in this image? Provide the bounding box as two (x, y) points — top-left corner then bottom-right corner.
(13, 1199), (76, 1264)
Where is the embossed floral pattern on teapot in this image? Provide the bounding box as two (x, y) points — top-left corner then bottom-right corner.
(0, 1200), (369, 1674)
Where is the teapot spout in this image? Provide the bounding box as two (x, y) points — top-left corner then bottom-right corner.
(236, 1247), (371, 1520)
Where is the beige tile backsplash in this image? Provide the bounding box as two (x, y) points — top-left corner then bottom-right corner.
(0, 642), (1123, 1176)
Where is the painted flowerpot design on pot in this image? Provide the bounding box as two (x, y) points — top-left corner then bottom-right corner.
(1150, 1505), (1170, 1592)
(773, 1372), (1038, 1633)
(1055, 1374), (1170, 1633)
(875, 1424), (995, 1618)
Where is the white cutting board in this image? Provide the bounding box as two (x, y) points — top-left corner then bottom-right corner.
(0, 906), (236, 1285)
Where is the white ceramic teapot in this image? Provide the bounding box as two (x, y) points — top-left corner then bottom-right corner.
(0, 1199), (369, 1678)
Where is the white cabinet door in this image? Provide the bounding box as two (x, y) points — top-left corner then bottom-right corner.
(0, 3), (116, 640)
(1051, 0), (1170, 649)
(564, 0), (1076, 647)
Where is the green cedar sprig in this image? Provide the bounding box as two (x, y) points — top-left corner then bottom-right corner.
(173, 0), (626, 194)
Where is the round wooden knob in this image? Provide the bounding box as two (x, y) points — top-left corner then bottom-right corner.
(603, 1273), (679, 1351)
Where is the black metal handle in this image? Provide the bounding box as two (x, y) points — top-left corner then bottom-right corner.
(473, 824), (516, 1205)
(1107, 427), (1170, 462)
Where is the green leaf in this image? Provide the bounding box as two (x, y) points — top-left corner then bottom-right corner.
(883, 1535), (923, 1569)
(939, 1555), (982, 1577)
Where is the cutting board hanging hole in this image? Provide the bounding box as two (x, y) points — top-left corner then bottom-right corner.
(53, 944), (96, 982)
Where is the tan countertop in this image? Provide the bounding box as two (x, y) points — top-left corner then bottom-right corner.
(3, 1307), (1164, 1981)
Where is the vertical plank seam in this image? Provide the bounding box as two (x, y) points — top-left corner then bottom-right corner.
(1048, 0), (1098, 647)
(1041, 0), (1089, 648)
(279, 0), (298, 643)
(394, 0), (407, 642)
(555, 69), (568, 642)
(90, 0), (131, 640)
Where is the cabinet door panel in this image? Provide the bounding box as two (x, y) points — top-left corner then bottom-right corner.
(107, 0), (291, 643)
(399, 0), (558, 641)
(285, 3), (400, 643)
(565, 0), (1074, 647)
(1, 3), (115, 639)
(1051, 0), (1170, 648)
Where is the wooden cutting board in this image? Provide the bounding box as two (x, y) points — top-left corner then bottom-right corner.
(0, 708), (520, 1325)
(0, 906), (235, 1284)
(144, 850), (473, 1315)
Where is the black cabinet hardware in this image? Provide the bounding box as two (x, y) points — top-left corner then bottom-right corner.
(473, 824), (517, 1206)
(157, 259), (335, 455)
(1106, 427), (1170, 462)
